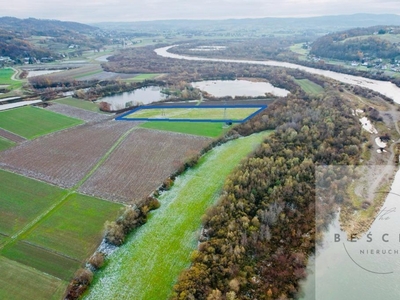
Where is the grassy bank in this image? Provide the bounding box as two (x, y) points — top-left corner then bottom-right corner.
(85, 130), (272, 300)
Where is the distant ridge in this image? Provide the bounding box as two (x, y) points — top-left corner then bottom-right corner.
(93, 13), (400, 31)
(0, 17), (97, 34)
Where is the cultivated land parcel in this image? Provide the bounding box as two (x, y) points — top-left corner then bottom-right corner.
(0, 106), (83, 139)
(0, 100), (230, 298)
(0, 170), (122, 300)
(119, 105), (266, 122)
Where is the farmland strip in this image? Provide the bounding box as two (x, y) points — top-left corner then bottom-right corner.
(1, 125), (136, 250)
(78, 128), (211, 203)
(46, 103), (110, 123)
(0, 121), (137, 188)
(73, 126), (138, 189)
(0, 128), (26, 143)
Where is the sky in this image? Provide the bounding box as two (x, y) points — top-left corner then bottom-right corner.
(2, 0), (400, 23)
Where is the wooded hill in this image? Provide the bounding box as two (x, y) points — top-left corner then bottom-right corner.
(0, 17), (104, 62)
(0, 17), (95, 35)
(310, 25), (400, 61)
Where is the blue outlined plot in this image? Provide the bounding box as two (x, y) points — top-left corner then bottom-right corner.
(115, 104), (267, 123)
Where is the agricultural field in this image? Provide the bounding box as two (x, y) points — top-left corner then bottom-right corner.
(0, 169), (67, 237)
(44, 65), (102, 81)
(0, 128), (26, 143)
(46, 103), (110, 123)
(79, 128), (211, 203)
(2, 241), (81, 281)
(0, 68), (16, 85)
(0, 256), (66, 300)
(0, 137), (15, 152)
(139, 121), (228, 137)
(85, 131), (272, 300)
(129, 73), (163, 81)
(289, 43), (309, 60)
(340, 33), (400, 44)
(0, 120), (137, 188)
(23, 193), (122, 262)
(119, 105), (265, 122)
(0, 168), (123, 299)
(0, 106), (83, 139)
(0, 68), (23, 90)
(54, 97), (104, 113)
(294, 79), (324, 95)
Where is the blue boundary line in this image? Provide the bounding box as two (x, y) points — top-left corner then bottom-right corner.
(115, 104), (267, 123)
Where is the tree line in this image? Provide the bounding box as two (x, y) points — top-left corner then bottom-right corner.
(172, 86), (363, 299)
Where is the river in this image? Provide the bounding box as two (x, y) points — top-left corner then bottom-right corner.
(155, 46), (400, 104)
(154, 45), (400, 299)
(297, 166), (400, 300)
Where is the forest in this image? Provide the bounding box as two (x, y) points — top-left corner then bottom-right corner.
(172, 83), (363, 299)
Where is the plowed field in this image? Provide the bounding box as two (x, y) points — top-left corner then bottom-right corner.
(79, 128), (211, 203)
(0, 121), (138, 188)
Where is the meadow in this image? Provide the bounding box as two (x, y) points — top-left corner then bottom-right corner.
(0, 68), (23, 90)
(85, 131), (272, 300)
(0, 68), (16, 85)
(0, 169), (67, 236)
(0, 256), (66, 300)
(0, 137), (15, 151)
(23, 193), (122, 261)
(120, 105), (264, 122)
(129, 73), (163, 81)
(294, 79), (324, 95)
(0, 168), (123, 299)
(0, 106), (83, 139)
(140, 121), (228, 137)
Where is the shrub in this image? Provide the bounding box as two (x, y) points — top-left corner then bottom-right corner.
(88, 252), (105, 270)
(104, 221), (125, 246)
(64, 268), (93, 300)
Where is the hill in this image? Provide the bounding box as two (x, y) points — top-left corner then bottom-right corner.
(0, 17), (105, 63)
(93, 14), (400, 37)
(0, 17), (96, 36)
(310, 25), (400, 62)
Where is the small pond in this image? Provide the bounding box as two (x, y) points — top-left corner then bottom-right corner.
(191, 79), (290, 98)
(97, 86), (167, 110)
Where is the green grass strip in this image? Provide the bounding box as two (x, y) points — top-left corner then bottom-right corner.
(0, 256), (66, 300)
(0, 106), (83, 139)
(0, 169), (67, 237)
(126, 107), (259, 120)
(140, 121), (229, 137)
(294, 79), (324, 95)
(0, 137), (15, 152)
(25, 193), (122, 261)
(85, 131), (272, 300)
(2, 241), (80, 281)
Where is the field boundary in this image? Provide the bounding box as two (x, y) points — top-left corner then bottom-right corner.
(115, 104), (267, 123)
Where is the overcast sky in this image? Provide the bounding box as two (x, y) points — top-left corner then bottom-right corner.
(2, 0), (400, 23)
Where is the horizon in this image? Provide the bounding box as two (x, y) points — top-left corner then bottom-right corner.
(2, 0), (400, 24)
(1, 12), (400, 25)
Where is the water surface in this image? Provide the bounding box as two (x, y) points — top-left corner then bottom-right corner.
(191, 79), (289, 97)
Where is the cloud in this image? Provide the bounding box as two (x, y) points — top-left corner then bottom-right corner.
(2, 0), (400, 23)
